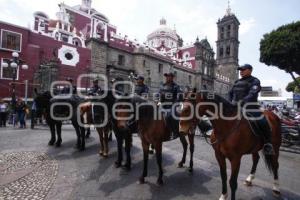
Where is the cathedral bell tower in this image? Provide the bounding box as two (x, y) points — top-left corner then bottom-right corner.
(81, 0), (92, 11)
(216, 1), (240, 84)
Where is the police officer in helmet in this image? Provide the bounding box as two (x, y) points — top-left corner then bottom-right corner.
(158, 72), (182, 139)
(61, 77), (77, 95)
(88, 79), (101, 96)
(229, 64), (274, 154)
(134, 75), (149, 97)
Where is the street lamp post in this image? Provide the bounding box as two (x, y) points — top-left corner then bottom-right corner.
(1, 52), (28, 114)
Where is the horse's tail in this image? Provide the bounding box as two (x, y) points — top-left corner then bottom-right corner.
(262, 152), (274, 176)
(262, 111), (281, 176)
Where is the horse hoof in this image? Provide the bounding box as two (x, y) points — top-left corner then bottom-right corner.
(122, 164), (131, 171)
(156, 179), (163, 186)
(103, 153), (108, 158)
(244, 180), (252, 186)
(219, 193), (228, 200)
(149, 150), (154, 154)
(115, 161), (122, 168)
(178, 162), (184, 168)
(99, 151), (103, 156)
(188, 167), (193, 173)
(85, 134), (90, 139)
(138, 177), (145, 184)
(273, 190), (281, 197)
(48, 141), (55, 146)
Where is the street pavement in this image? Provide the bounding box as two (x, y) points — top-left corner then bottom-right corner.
(0, 124), (300, 200)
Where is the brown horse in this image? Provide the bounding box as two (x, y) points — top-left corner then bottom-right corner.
(115, 95), (195, 185)
(80, 102), (111, 157)
(179, 92), (282, 200)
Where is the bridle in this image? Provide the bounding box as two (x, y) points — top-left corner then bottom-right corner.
(183, 93), (242, 145)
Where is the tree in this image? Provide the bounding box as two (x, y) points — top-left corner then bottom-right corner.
(260, 21), (300, 85)
(286, 77), (300, 93)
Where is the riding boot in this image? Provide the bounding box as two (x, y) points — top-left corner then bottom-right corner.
(258, 117), (274, 155)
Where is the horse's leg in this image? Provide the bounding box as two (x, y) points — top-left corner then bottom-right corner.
(229, 157), (241, 200)
(72, 120), (81, 149)
(97, 128), (104, 156)
(215, 151), (228, 200)
(86, 127), (91, 138)
(48, 123), (56, 146)
(114, 131), (123, 168)
(124, 130), (132, 170)
(55, 122), (62, 147)
(80, 125), (86, 151)
(178, 135), (188, 168)
(188, 134), (195, 173)
(271, 149), (281, 196)
(103, 128), (109, 157)
(244, 152), (260, 186)
(155, 142), (164, 185)
(139, 140), (149, 184)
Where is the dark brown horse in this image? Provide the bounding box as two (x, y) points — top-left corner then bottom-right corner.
(179, 92), (282, 200)
(115, 95), (195, 185)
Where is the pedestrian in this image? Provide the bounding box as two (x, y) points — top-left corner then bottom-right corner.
(31, 100), (37, 129)
(0, 99), (8, 127)
(15, 98), (27, 128)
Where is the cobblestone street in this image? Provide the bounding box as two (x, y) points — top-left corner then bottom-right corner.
(1, 125), (300, 200)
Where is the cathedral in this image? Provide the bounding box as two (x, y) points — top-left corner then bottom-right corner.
(0, 0), (240, 99)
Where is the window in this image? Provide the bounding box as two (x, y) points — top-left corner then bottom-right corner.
(61, 34), (69, 43)
(158, 63), (163, 73)
(1, 58), (19, 80)
(220, 27), (224, 39)
(143, 60), (146, 67)
(226, 46), (230, 55)
(227, 25), (231, 38)
(1, 30), (22, 51)
(219, 47), (224, 57)
(188, 75), (192, 84)
(118, 55), (125, 65)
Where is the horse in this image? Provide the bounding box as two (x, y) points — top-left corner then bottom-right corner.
(79, 101), (112, 157)
(34, 91), (87, 150)
(179, 91), (282, 200)
(115, 95), (195, 185)
(80, 90), (133, 169)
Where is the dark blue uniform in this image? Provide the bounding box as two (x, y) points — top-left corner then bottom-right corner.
(158, 82), (182, 109)
(229, 75), (261, 105)
(134, 84), (149, 96)
(61, 85), (77, 95)
(88, 85), (101, 96)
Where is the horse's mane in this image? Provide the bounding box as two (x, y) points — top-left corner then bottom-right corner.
(198, 92), (237, 116)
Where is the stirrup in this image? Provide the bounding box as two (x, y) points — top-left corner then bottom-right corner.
(263, 143), (274, 155)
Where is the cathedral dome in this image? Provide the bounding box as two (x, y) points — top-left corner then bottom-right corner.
(147, 18), (179, 50)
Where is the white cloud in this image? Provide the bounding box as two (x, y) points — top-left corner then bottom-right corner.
(240, 18), (256, 35)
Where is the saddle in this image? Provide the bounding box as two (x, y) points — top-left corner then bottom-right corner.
(162, 110), (180, 141)
(245, 112), (272, 138)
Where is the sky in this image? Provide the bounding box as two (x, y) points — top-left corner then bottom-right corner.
(0, 0), (299, 97)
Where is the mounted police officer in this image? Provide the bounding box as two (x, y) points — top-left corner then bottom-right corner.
(158, 72), (182, 139)
(134, 75), (149, 97)
(229, 64), (274, 154)
(61, 77), (77, 95)
(88, 79), (101, 96)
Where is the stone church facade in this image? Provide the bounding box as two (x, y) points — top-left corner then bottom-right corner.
(0, 0), (240, 99)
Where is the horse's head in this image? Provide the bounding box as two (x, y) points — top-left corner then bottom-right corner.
(34, 91), (52, 110)
(179, 91), (211, 135)
(114, 101), (133, 131)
